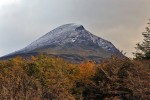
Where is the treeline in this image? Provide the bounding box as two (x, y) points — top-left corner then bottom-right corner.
(0, 55), (149, 100)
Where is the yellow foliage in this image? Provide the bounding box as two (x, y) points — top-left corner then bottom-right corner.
(0, 55), (149, 100)
(79, 61), (96, 79)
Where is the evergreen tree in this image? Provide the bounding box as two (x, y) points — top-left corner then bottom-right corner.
(133, 19), (150, 60)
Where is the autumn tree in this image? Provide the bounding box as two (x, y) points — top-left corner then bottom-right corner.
(0, 55), (149, 100)
(133, 19), (150, 60)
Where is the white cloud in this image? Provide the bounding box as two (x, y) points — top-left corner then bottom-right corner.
(0, 49), (5, 56)
(0, 0), (22, 7)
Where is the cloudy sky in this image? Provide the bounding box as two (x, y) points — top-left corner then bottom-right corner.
(0, 0), (150, 57)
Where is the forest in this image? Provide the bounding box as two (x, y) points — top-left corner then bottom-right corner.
(0, 54), (149, 100)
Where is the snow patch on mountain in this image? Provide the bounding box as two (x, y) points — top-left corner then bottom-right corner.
(7, 23), (121, 57)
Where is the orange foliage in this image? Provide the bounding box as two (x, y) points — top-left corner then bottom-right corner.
(79, 61), (96, 80)
(0, 55), (149, 100)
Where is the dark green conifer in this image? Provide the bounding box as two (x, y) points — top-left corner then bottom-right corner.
(133, 19), (150, 60)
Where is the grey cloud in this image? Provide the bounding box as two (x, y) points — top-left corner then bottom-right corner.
(0, 0), (150, 57)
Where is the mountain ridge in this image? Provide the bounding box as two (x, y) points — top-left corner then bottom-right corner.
(1, 23), (124, 63)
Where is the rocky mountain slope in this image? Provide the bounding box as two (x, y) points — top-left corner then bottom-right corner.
(1, 23), (123, 62)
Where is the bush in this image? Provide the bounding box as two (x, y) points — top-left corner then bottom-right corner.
(0, 55), (149, 100)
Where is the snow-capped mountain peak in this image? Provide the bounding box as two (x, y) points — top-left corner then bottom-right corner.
(22, 24), (86, 51)
(21, 23), (116, 53)
(1, 23), (123, 62)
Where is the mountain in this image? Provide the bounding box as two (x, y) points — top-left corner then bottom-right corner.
(1, 23), (123, 62)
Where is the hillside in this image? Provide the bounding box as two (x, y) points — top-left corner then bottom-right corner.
(1, 24), (123, 62)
